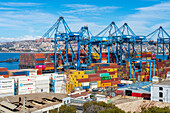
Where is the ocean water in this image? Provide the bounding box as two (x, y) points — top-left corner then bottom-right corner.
(0, 53), (20, 70)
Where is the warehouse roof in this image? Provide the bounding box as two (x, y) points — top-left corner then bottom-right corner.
(70, 91), (90, 98)
(0, 92), (68, 113)
(154, 80), (170, 86)
(117, 82), (152, 93)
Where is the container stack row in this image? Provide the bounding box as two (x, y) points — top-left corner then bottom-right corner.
(0, 72), (67, 97)
(66, 63), (121, 93)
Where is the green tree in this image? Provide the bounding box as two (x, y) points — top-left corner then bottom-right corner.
(141, 106), (170, 113)
(58, 104), (76, 113)
(83, 101), (125, 113)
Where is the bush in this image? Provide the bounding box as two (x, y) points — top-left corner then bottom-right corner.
(83, 101), (125, 113)
(58, 104), (76, 113)
(141, 106), (170, 113)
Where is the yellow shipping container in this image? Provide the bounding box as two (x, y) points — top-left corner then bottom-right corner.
(97, 81), (101, 84)
(79, 83), (82, 87)
(46, 67), (54, 70)
(97, 83), (101, 87)
(101, 82), (111, 87)
(103, 68), (114, 72)
(72, 71), (85, 75)
(72, 81), (78, 86)
(73, 84), (78, 87)
(69, 74), (76, 78)
(113, 84), (117, 87)
(76, 74), (88, 79)
(71, 78), (77, 82)
(110, 75), (118, 78)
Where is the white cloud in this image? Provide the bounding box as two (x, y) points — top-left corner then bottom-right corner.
(118, 1), (170, 37)
(62, 4), (119, 15)
(0, 7), (18, 10)
(0, 2), (42, 7)
(0, 35), (41, 42)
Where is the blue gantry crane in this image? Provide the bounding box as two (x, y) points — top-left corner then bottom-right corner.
(41, 16), (83, 72)
(147, 26), (170, 61)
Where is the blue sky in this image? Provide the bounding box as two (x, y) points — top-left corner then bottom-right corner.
(0, 0), (170, 41)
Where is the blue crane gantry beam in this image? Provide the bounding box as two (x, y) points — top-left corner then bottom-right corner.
(78, 26), (93, 70)
(91, 22), (121, 64)
(41, 16), (83, 72)
(146, 26), (170, 61)
(112, 23), (146, 66)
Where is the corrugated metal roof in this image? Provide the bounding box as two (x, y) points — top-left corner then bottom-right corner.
(0, 101), (17, 110)
(0, 106), (14, 113)
(117, 82), (152, 93)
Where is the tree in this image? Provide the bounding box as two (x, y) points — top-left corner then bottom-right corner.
(83, 101), (125, 113)
(58, 104), (76, 113)
(141, 106), (170, 113)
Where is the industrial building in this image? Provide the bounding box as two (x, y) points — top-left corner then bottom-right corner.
(0, 92), (70, 113)
(151, 80), (170, 103)
(116, 82), (151, 99)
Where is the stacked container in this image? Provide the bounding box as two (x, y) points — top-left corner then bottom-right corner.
(0, 67), (8, 78)
(32, 76), (50, 93)
(11, 77), (36, 95)
(0, 78), (14, 97)
(50, 73), (66, 94)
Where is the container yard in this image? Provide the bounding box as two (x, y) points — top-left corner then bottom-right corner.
(0, 15), (170, 112)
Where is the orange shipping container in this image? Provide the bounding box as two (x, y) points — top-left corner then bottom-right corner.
(101, 82), (111, 87)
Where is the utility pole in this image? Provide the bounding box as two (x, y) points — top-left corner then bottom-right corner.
(23, 96), (25, 113)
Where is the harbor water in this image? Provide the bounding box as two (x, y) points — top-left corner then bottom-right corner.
(0, 53), (20, 70)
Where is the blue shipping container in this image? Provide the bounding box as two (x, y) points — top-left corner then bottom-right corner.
(35, 58), (45, 61)
(82, 86), (89, 89)
(13, 71), (27, 75)
(0, 71), (8, 75)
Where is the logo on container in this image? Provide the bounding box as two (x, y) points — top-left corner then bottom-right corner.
(20, 83), (23, 87)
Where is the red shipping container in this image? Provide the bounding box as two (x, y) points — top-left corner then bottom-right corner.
(36, 61), (45, 63)
(97, 70), (107, 73)
(101, 80), (111, 83)
(115, 90), (124, 96)
(111, 81), (120, 85)
(89, 77), (101, 81)
(111, 78), (119, 81)
(88, 74), (99, 78)
(0, 75), (9, 78)
(77, 78), (89, 83)
(141, 93), (151, 99)
(11, 75), (26, 77)
(108, 72), (115, 75)
(0, 67), (7, 72)
(132, 92), (142, 97)
(36, 68), (42, 75)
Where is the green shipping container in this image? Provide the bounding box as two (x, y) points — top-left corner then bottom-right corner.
(101, 76), (111, 80)
(135, 70), (139, 72)
(85, 70), (95, 74)
(99, 73), (109, 77)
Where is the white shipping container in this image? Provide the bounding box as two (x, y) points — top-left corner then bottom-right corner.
(18, 90), (36, 95)
(82, 82), (89, 86)
(36, 84), (49, 89)
(36, 88), (49, 93)
(0, 89), (14, 94)
(90, 85), (98, 89)
(0, 79), (14, 84)
(18, 77), (35, 83)
(0, 93), (14, 97)
(0, 78), (14, 94)
(18, 82), (35, 88)
(0, 84), (14, 90)
(18, 86), (35, 92)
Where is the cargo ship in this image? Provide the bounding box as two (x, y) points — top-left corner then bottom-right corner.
(0, 58), (19, 63)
